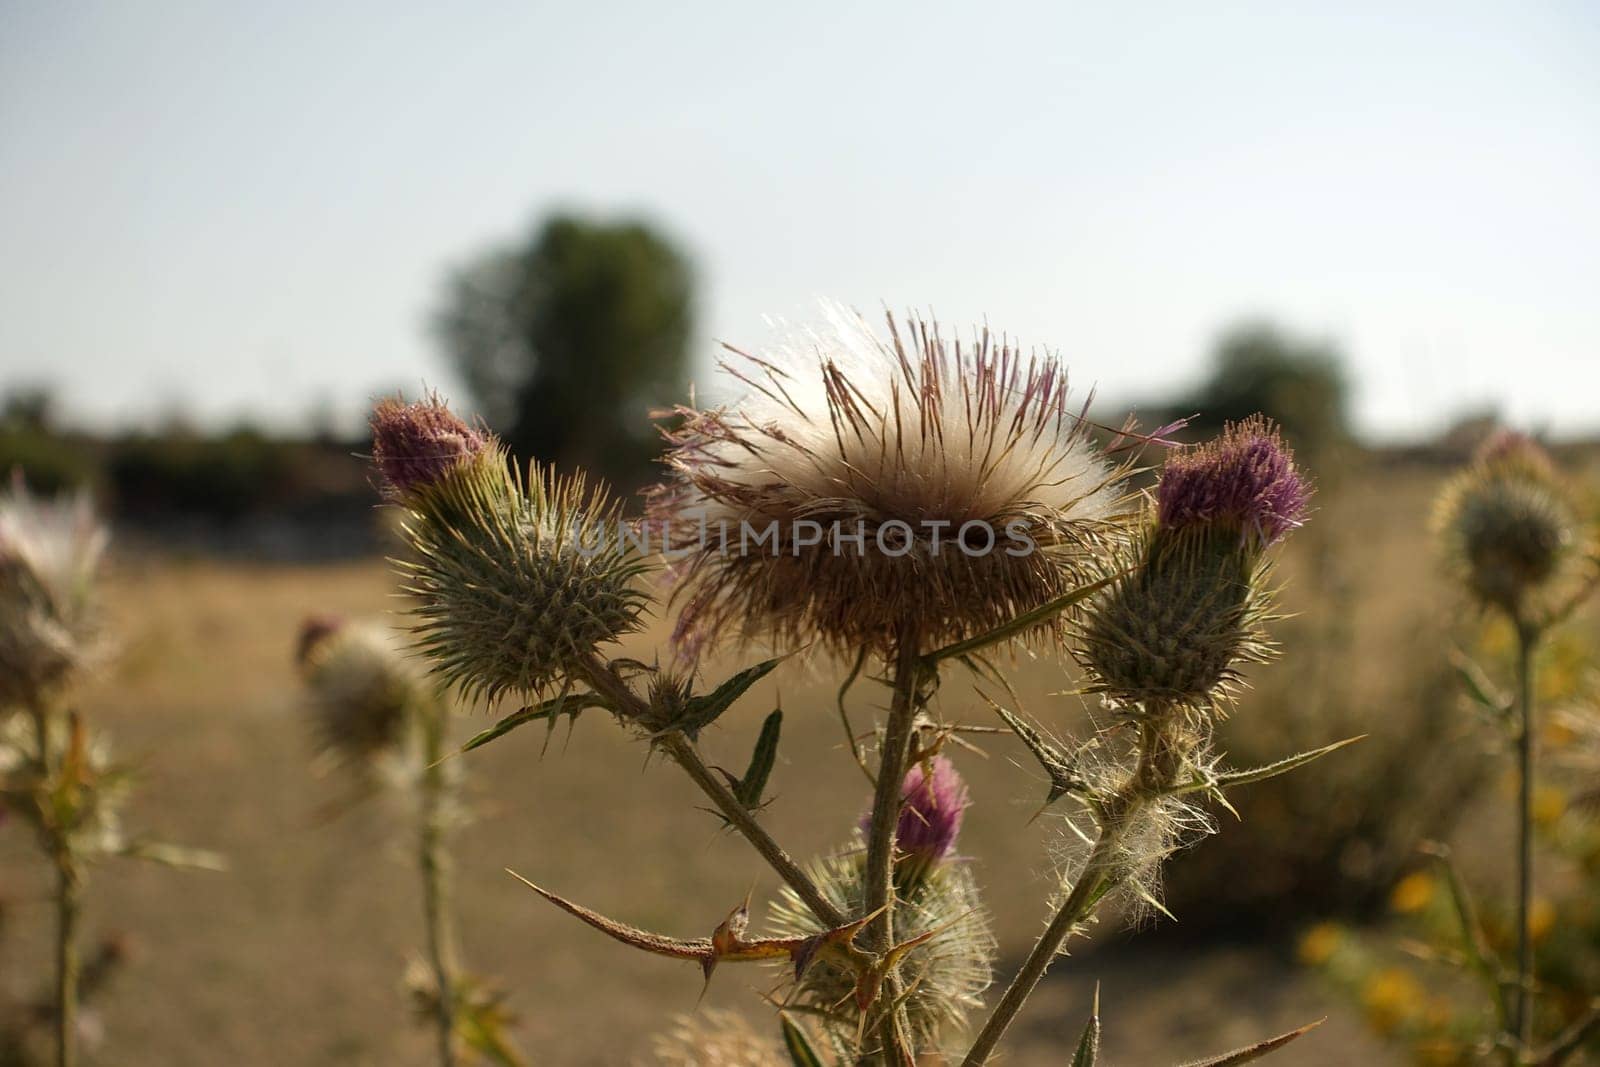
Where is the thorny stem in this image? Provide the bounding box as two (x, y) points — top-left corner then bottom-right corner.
(1513, 622), (1538, 1053)
(53, 848), (81, 1067)
(860, 628), (923, 1066)
(579, 655), (846, 929)
(962, 712), (1180, 1066)
(29, 701), (80, 1067)
(419, 704), (459, 1067)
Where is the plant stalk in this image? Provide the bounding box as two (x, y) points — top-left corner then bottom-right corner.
(53, 847), (81, 1067)
(1513, 622), (1538, 1052)
(859, 629), (923, 1065)
(580, 655), (846, 929)
(962, 714), (1179, 1066)
(419, 706), (459, 1067)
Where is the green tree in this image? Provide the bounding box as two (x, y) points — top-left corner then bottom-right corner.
(434, 215), (695, 490)
(1188, 321), (1351, 459)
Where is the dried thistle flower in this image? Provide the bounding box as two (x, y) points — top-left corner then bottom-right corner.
(650, 304), (1132, 657)
(390, 445), (651, 704)
(769, 843), (994, 1054)
(1075, 419), (1309, 713)
(299, 620), (424, 765)
(370, 393), (488, 499)
(1434, 433), (1577, 619)
(0, 478), (107, 710)
(647, 1010), (786, 1067)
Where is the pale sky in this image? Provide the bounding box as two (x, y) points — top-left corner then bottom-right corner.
(2, 2), (1597, 441)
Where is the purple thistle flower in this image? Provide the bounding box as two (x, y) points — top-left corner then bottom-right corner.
(1156, 417), (1310, 546)
(369, 394), (486, 497)
(295, 613), (345, 669)
(862, 756), (970, 865)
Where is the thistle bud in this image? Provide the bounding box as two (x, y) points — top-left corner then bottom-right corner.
(299, 621), (423, 765)
(369, 394), (487, 499)
(394, 457), (650, 705)
(294, 614), (345, 669)
(861, 756), (970, 888)
(1075, 419), (1309, 713)
(1434, 433), (1575, 619)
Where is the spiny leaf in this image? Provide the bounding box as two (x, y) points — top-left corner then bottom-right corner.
(678, 656), (785, 738)
(780, 1014), (827, 1067)
(1420, 841), (1508, 1024)
(734, 709), (782, 810)
(1071, 983), (1101, 1066)
(1449, 647), (1511, 716)
(460, 694), (611, 754)
(119, 840), (228, 871)
(1209, 735), (1365, 790)
(1173, 1018), (1323, 1066)
(920, 571), (1123, 665)
(984, 696), (1084, 805)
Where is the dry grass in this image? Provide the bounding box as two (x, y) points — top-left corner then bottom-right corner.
(0, 468), (1466, 1064)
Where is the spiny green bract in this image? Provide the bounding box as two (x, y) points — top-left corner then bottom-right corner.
(768, 846), (994, 1056)
(396, 448), (651, 704)
(1434, 464), (1575, 618)
(1074, 519), (1275, 714)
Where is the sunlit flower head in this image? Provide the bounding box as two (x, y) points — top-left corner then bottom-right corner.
(650, 304), (1136, 658)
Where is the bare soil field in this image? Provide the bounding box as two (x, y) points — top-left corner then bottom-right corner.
(3, 471), (1471, 1064)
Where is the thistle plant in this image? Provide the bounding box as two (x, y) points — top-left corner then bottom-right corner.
(372, 309), (1348, 1066)
(0, 476), (220, 1067)
(1425, 430), (1598, 1062)
(296, 399), (528, 1067)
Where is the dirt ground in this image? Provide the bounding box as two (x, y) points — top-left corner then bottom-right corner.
(0, 538), (1415, 1065)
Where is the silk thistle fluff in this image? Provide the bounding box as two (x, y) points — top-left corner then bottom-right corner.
(650, 305), (1132, 656)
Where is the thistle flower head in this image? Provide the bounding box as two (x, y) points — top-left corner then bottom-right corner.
(1075, 420), (1309, 714)
(649, 1010), (786, 1067)
(1156, 416), (1309, 546)
(0, 477), (107, 709)
(394, 457), (651, 704)
(370, 393), (487, 498)
(1475, 429), (1557, 482)
(768, 845), (994, 1055)
(1434, 437), (1577, 619)
(650, 304), (1134, 658)
(299, 621), (424, 764)
(863, 756), (970, 875)
(294, 613), (345, 668)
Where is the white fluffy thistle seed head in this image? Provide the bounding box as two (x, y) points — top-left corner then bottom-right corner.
(650, 304), (1133, 658)
(0, 477), (107, 710)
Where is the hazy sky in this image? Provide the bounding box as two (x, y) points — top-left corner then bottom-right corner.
(2, 2), (1597, 440)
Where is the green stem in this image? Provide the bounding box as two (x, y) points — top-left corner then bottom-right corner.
(1513, 622), (1538, 1053)
(419, 707), (458, 1067)
(580, 656), (845, 929)
(859, 630), (922, 1066)
(960, 833), (1120, 1067)
(962, 713), (1178, 1066)
(53, 847), (80, 1067)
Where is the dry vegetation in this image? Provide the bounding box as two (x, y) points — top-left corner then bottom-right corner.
(0, 461), (1491, 1064)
